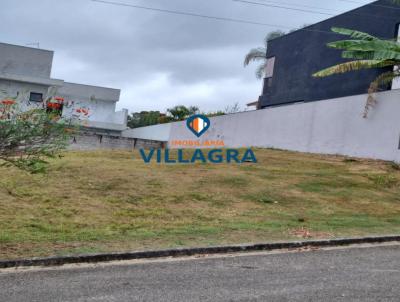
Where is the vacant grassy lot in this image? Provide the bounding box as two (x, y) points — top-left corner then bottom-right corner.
(1, 149), (400, 259)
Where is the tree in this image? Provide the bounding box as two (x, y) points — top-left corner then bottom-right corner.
(313, 27), (400, 117)
(127, 111), (163, 129)
(167, 105), (199, 121)
(244, 30), (285, 79)
(128, 106), (201, 128)
(0, 99), (71, 173)
(312, 1), (400, 117)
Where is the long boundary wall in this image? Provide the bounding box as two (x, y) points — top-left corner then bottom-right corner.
(122, 90), (400, 162)
(68, 133), (164, 151)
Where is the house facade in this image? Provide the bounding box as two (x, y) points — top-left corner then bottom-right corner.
(0, 42), (127, 134)
(259, 0), (400, 108)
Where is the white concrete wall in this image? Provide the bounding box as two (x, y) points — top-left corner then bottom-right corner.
(0, 43), (53, 78)
(123, 90), (400, 162)
(122, 123), (172, 141)
(59, 82), (127, 129)
(111, 109), (128, 125)
(0, 80), (49, 111)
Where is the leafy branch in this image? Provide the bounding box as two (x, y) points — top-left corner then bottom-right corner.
(313, 27), (400, 117)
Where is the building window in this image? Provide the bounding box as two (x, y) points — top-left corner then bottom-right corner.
(29, 92), (43, 102)
(265, 57), (275, 78)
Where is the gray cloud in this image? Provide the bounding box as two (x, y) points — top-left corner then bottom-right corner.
(0, 0), (363, 112)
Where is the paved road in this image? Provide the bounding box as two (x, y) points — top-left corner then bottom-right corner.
(1, 244), (399, 302)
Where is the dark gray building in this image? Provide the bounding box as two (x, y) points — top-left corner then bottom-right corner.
(259, 0), (400, 108)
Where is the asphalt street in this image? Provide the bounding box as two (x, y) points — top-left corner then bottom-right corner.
(1, 244), (399, 302)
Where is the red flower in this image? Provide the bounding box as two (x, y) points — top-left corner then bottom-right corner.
(1, 99), (16, 106)
(75, 107), (90, 116)
(54, 97), (64, 102)
(47, 102), (61, 109)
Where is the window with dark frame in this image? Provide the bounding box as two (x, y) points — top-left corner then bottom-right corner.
(29, 92), (43, 102)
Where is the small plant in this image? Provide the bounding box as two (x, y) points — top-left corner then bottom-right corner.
(367, 174), (398, 188)
(0, 96), (73, 173)
(244, 190), (278, 204)
(343, 158), (359, 163)
(257, 196), (275, 204)
(389, 161), (400, 171)
(46, 96), (64, 114)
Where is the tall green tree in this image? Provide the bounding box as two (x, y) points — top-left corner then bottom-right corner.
(127, 111), (163, 129)
(244, 30), (285, 79)
(312, 1), (400, 117)
(167, 105), (199, 121)
(313, 27), (400, 117)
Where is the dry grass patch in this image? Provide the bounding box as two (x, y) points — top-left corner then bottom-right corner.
(1, 149), (400, 259)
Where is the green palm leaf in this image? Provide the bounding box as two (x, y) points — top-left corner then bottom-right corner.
(328, 40), (400, 52)
(331, 27), (379, 41)
(342, 50), (400, 60)
(314, 2), (400, 117)
(245, 30), (285, 79)
(244, 47), (266, 66)
(313, 60), (396, 77)
(255, 62), (267, 80)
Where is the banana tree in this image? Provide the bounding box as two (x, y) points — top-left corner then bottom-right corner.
(313, 27), (400, 117)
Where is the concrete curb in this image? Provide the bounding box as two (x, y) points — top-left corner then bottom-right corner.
(1, 235), (399, 269)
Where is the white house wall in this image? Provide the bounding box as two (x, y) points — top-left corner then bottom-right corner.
(123, 90), (400, 163)
(0, 42), (127, 131)
(0, 42), (53, 78)
(58, 82), (127, 129)
(0, 80), (49, 111)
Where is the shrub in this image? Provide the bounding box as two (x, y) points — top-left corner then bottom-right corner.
(0, 98), (72, 173)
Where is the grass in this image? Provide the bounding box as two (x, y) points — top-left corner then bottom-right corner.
(1, 148), (400, 259)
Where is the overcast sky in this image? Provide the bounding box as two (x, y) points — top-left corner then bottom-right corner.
(1, 0), (372, 113)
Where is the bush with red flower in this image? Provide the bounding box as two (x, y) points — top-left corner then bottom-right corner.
(46, 96), (64, 114)
(0, 99), (17, 120)
(1, 99), (16, 106)
(0, 96), (73, 173)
